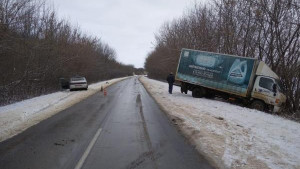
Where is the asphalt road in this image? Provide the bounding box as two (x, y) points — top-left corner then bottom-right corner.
(0, 77), (214, 169)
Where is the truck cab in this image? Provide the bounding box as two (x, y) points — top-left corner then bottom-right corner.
(251, 62), (286, 112)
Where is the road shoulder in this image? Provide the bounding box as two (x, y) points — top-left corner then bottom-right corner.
(0, 77), (129, 142)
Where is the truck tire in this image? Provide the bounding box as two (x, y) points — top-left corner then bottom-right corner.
(251, 100), (265, 111)
(192, 88), (205, 98)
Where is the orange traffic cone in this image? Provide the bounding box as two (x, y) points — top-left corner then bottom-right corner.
(104, 88), (107, 96)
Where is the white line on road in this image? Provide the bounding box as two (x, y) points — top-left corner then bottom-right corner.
(74, 127), (102, 169)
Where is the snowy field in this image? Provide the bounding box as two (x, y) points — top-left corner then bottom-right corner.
(0, 77), (128, 142)
(140, 76), (300, 169)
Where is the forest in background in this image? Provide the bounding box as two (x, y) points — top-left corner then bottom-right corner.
(145, 0), (300, 116)
(0, 0), (136, 106)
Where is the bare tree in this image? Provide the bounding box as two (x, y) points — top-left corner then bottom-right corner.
(0, 0), (135, 105)
(145, 0), (300, 115)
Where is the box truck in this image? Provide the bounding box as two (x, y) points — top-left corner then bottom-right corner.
(176, 48), (286, 112)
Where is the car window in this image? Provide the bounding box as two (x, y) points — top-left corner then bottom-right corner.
(259, 77), (274, 91)
(71, 77), (85, 81)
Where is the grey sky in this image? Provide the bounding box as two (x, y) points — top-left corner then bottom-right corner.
(50, 0), (200, 68)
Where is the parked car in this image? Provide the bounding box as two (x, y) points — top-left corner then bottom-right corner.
(69, 76), (88, 91)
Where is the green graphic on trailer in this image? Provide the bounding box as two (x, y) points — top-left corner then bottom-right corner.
(177, 49), (255, 94)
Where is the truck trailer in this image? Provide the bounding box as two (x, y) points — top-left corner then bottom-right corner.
(176, 48), (286, 112)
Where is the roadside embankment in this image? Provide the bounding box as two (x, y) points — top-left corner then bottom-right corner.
(140, 76), (300, 169)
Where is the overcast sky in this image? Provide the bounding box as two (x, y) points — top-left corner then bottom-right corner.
(50, 0), (203, 68)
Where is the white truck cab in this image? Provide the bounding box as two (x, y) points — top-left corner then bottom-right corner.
(251, 62), (286, 112)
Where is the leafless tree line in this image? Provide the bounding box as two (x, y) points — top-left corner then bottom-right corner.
(145, 0), (300, 114)
(0, 0), (134, 105)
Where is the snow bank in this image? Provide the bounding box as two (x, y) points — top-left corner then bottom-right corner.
(0, 77), (128, 142)
(140, 77), (300, 169)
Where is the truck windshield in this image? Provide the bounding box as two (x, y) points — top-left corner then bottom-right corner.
(275, 79), (283, 93)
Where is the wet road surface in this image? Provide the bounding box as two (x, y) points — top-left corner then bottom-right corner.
(0, 77), (214, 169)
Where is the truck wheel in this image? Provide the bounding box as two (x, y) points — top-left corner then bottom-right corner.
(251, 100), (265, 111)
(192, 88), (205, 98)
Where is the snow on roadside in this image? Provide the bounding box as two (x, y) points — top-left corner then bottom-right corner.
(140, 76), (300, 169)
(0, 77), (128, 142)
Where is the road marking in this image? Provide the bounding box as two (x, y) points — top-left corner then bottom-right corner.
(74, 127), (102, 169)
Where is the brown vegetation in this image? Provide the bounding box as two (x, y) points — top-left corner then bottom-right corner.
(0, 0), (134, 105)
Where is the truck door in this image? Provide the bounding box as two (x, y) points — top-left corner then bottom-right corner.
(252, 76), (276, 105)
